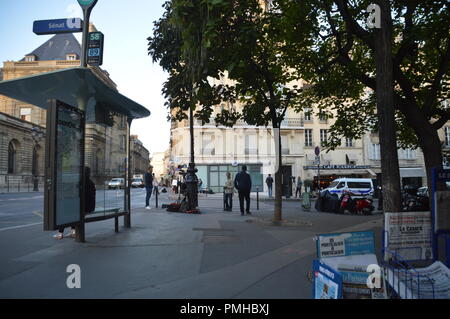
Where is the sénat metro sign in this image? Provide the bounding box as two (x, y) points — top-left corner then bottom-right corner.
(33, 19), (83, 35)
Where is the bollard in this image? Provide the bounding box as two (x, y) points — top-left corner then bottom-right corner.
(257, 187), (259, 211)
(18, 181), (20, 193)
(155, 187), (159, 208)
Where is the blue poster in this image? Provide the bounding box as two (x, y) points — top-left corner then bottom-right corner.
(316, 231), (375, 258)
(312, 260), (343, 299)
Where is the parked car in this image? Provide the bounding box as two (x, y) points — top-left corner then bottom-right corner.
(322, 178), (374, 198)
(108, 178), (125, 189)
(131, 178), (144, 188)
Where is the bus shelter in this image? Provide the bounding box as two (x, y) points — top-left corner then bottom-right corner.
(0, 67), (150, 242)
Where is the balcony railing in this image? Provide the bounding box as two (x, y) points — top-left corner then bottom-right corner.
(171, 117), (305, 129)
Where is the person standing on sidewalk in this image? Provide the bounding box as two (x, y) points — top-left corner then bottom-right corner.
(266, 174), (274, 198)
(224, 172), (234, 211)
(295, 177), (303, 198)
(234, 165), (252, 216)
(144, 166), (154, 210)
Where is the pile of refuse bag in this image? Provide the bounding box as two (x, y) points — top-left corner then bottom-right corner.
(315, 190), (341, 214)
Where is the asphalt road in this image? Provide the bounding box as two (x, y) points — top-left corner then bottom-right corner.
(0, 188), (158, 231)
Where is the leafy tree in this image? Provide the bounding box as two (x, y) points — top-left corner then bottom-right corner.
(148, 0), (304, 221)
(276, 0), (450, 192)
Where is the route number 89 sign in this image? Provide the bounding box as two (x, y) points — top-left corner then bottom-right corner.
(87, 32), (104, 66)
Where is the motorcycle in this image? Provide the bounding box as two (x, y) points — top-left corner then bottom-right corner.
(339, 191), (374, 215)
(401, 191), (429, 211)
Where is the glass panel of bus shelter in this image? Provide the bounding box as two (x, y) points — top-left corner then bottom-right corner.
(55, 103), (83, 226)
(85, 113), (128, 217)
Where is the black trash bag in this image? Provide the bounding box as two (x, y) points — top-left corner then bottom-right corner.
(322, 191), (340, 213)
(315, 191), (325, 211)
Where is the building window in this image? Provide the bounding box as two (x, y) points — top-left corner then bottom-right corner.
(20, 108), (32, 122)
(120, 115), (127, 129)
(245, 134), (258, 155)
(445, 127), (450, 147)
(120, 135), (126, 152)
(346, 138), (353, 148)
(24, 55), (35, 62)
(305, 129), (313, 147)
(8, 142), (16, 174)
(319, 112), (327, 122)
(320, 130), (328, 147)
(304, 108), (312, 121)
(202, 133), (215, 156)
(370, 143), (381, 160)
(281, 135), (289, 155)
(66, 54), (78, 61)
(398, 148), (417, 160)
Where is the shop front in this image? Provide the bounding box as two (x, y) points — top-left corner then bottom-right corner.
(196, 163), (263, 193)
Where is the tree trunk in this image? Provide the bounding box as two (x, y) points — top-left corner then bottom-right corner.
(273, 126), (282, 222)
(419, 130), (444, 191)
(374, 0), (402, 213)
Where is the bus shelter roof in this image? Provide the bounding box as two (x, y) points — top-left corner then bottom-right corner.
(0, 67), (150, 120)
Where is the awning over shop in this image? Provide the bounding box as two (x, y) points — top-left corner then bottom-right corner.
(366, 168), (377, 176)
(346, 153), (359, 162)
(0, 67), (150, 120)
(400, 167), (426, 178)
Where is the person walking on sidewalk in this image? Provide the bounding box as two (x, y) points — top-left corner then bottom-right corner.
(266, 174), (274, 198)
(224, 172), (234, 211)
(295, 177), (303, 198)
(234, 165), (252, 216)
(145, 166), (154, 210)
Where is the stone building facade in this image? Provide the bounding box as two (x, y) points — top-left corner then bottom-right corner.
(0, 33), (150, 191)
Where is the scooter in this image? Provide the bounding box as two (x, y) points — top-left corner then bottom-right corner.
(356, 196), (374, 215)
(339, 192), (374, 215)
(339, 191), (356, 214)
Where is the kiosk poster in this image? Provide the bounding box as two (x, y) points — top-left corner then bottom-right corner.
(436, 191), (450, 232)
(313, 260), (342, 299)
(384, 212), (433, 262)
(316, 231), (375, 258)
(337, 267), (387, 299)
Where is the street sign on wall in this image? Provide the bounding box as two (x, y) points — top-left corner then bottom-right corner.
(87, 32), (104, 66)
(33, 18), (83, 35)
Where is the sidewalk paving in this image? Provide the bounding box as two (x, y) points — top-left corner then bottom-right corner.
(0, 193), (383, 299)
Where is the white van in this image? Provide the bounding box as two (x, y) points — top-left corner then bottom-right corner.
(323, 178), (374, 198)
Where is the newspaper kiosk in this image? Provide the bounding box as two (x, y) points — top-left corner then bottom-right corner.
(381, 168), (450, 298)
(313, 231), (387, 299)
(0, 67), (150, 242)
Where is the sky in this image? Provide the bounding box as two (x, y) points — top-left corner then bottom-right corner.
(0, 0), (170, 155)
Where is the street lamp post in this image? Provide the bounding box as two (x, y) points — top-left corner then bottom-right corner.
(31, 127), (44, 192)
(78, 0), (98, 68)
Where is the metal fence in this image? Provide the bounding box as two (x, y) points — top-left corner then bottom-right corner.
(0, 175), (45, 193)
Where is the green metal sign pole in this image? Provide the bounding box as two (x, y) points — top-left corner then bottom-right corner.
(78, 0), (98, 67)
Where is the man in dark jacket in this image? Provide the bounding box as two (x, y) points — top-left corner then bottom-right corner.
(85, 166), (96, 213)
(144, 166), (154, 210)
(266, 174), (274, 198)
(234, 165), (252, 215)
